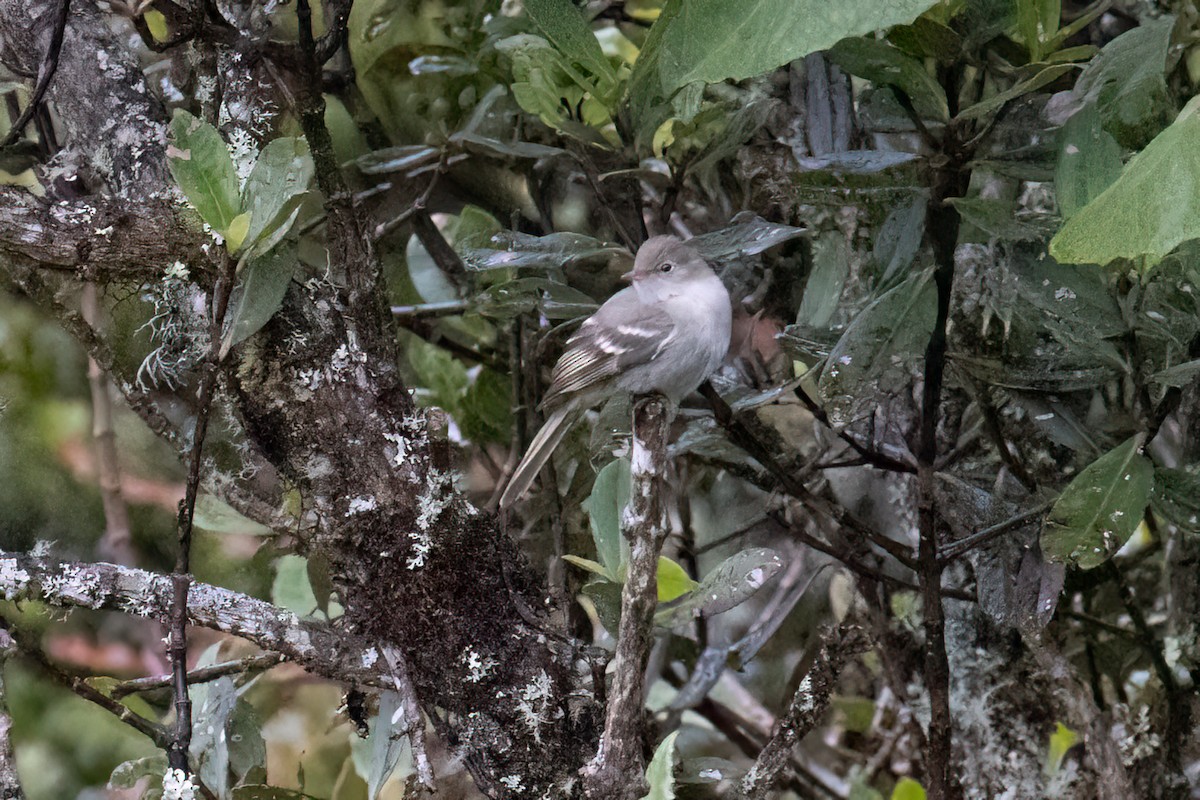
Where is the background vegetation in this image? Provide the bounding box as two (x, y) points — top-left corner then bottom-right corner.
(0, 0), (1198, 798)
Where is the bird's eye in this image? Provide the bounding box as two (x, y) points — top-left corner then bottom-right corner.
(659, 263), (674, 273)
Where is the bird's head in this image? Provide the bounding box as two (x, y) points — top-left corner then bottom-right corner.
(622, 236), (713, 291)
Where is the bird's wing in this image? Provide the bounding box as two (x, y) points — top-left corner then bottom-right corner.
(541, 290), (675, 407)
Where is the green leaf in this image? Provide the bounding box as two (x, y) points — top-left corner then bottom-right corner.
(167, 109), (242, 233)
(459, 367), (513, 444)
(524, 0), (618, 100)
(190, 675), (238, 797)
(951, 197), (1057, 242)
(1070, 15), (1175, 149)
(108, 755), (168, 789)
(1044, 721), (1080, 775)
(582, 458), (631, 575)
(563, 555), (614, 581)
(1054, 104), (1122, 221)
(640, 731), (679, 800)
(655, 547), (782, 628)
(1148, 359), (1200, 389)
(219, 240), (298, 359)
(1151, 466), (1200, 534)
(833, 695), (877, 734)
(686, 215), (808, 261)
(955, 63), (1076, 122)
(819, 272), (937, 426)
(657, 557), (698, 602)
(225, 211), (252, 253)
(798, 230), (849, 328)
(366, 691), (413, 799)
(890, 777), (928, 800)
(627, 0), (940, 144)
(1050, 95), (1200, 268)
(459, 231), (625, 271)
(827, 37), (948, 121)
(241, 137), (314, 254)
(1041, 436), (1153, 570)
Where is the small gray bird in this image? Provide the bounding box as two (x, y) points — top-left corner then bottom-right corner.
(500, 235), (732, 508)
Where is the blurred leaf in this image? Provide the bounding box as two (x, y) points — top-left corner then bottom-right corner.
(406, 336), (469, 415)
(459, 230), (626, 271)
(951, 197), (1057, 242)
(1152, 467), (1200, 534)
(677, 757), (742, 785)
(449, 130), (567, 160)
(194, 494), (273, 536)
(794, 150), (920, 174)
(657, 556), (698, 602)
(233, 788), (320, 799)
(582, 458), (631, 575)
(873, 194), (927, 289)
(890, 777), (927, 800)
(640, 731), (679, 800)
(656, 547), (782, 627)
(581, 580), (623, 633)
(408, 54), (477, 76)
(225, 211), (252, 253)
(108, 755), (167, 788)
(687, 214), (808, 261)
(1044, 721), (1080, 775)
(1148, 359), (1200, 388)
(459, 367), (513, 444)
(827, 37), (948, 121)
(168, 109), (241, 233)
(563, 555), (614, 581)
(887, 16), (962, 63)
(307, 551), (335, 616)
(833, 695), (877, 734)
(1070, 15), (1175, 149)
(219, 240), (298, 360)
(627, 0), (939, 144)
(798, 230), (848, 328)
(228, 699), (267, 786)
(956, 63), (1076, 122)
(819, 272), (936, 426)
(1041, 436), (1153, 570)
(1055, 104), (1122, 221)
(352, 146), (441, 175)
(406, 233), (458, 304)
(241, 137), (314, 255)
(272, 554), (319, 616)
(1051, 95), (1200, 268)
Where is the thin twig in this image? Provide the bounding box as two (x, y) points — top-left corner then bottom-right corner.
(741, 624), (870, 799)
(793, 384), (916, 474)
(168, 249), (237, 774)
(111, 653), (286, 699)
(939, 501), (1053, 565)
(82, 283), (134, 565)
(0, 0), (71, 148)
(380, 646), (435, 790)
(390, 300), (470, 320)
(581, 394), (671, 800)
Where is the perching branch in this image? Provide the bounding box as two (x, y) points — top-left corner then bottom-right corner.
(581, 394), (672, 800)
(0, 0), (69, 148)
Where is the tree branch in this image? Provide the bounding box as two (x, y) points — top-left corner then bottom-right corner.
(741, 623), (870, 799)
(0, 629), (21, 800)
(0, 551), (394, 689)
(582, 394), (671, 799)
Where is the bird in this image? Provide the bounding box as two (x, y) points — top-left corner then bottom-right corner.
(499, 235), (732, 508)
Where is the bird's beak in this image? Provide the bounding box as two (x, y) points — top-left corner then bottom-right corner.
(621, 270), (637, 282)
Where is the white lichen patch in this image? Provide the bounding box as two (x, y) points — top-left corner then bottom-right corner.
(383, 432), (407, 468)
(162, 768), (197, 800)
(0, 560), (31, 600)
(462, 647), (498, 683)
(416, 470), (451, 531)
(361, 647), (379, 669)
(406, 530), (432, 570)
(515, 670), (560, 743)
(43, 564), (105, 608)
(345, 496), (378, 516)
(499, 775), (524, 791)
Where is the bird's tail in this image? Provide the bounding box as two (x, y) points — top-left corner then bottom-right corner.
(500, 404), (577, 508)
